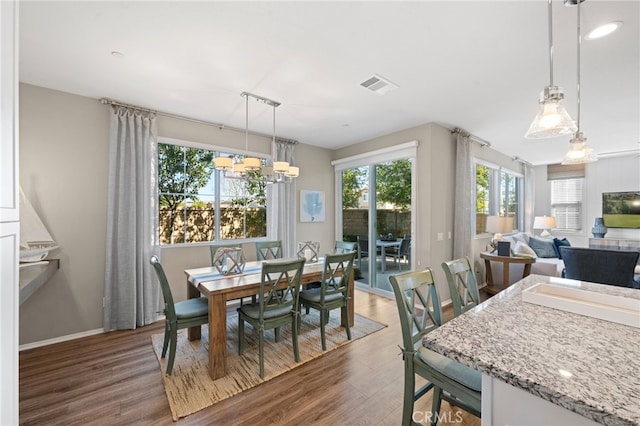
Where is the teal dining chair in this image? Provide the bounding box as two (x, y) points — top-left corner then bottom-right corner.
(237, 258), (305, 378)
(299, 251), (356, 350)
(150, 255), (209, 375)
(389, 269), (481, 426)
(441, 257), (481, 317)
(256, 240), (283, 260)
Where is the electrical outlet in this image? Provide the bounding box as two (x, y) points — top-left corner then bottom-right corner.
(437, 233), (444, 241)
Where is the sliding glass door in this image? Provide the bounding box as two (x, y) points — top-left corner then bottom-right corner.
(335, 143), (416, 294)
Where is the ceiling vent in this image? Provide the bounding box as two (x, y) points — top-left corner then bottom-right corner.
(360, 74), (399, 95)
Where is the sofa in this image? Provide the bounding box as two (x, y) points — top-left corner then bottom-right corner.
(560, 246), (640, 288)
(486, 232), (640, 288)
(486, 232), (565, 287)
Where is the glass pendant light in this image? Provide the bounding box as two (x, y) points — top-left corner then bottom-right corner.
(562, 0), (597, 164)
(525, 0), (577, 139)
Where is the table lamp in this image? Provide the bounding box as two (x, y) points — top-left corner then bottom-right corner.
(485, 216), (514, 253)
(533, 216), (556, 238)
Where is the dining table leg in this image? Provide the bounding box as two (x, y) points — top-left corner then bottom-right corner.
(343, 274), (355, 327)
(187, 280), (201, 341)
(208, 293), (227, 380)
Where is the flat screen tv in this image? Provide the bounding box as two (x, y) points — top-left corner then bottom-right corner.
(602, 191), (640, 229)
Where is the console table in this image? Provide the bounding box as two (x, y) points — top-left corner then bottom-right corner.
(589, 237), (640, 251)
(480, 252), (536, 295)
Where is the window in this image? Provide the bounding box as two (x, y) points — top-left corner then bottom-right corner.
(550, 178), (583, 231)
(158, 142), (267, 245)
(547, 163), (585, 232)
(474, 161), (523, 234)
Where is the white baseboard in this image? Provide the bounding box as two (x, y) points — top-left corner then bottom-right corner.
(19, 328), (104, 351)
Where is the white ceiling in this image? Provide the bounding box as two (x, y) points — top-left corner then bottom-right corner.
(19, 1), (640, 165)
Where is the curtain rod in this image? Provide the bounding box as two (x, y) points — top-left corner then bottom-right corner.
(99, 98), (298, 145)
(512, 156), (533, 167)
(451, 127), (491, 148)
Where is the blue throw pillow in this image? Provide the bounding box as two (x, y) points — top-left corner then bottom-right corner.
(528, 236), (557, 258)
(553, 238), (571, 259)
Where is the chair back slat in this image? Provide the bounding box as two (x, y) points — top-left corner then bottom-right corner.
(442, 257), (480, 318)
(150, 255), (176, 319)
(389, 269), (442, 351)
(258, 259), (305, 318)
(321, 252), (355, 301)
(256, 240), (283, 260)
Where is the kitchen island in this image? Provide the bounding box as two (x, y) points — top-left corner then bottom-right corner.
(423, 274), (640, 426)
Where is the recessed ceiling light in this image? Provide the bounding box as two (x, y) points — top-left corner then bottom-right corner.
(585, 21), (623, 40)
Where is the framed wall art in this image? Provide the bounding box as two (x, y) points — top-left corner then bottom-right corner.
(300, 190), (325, 222)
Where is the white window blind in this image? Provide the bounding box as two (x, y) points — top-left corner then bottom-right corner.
(551, 178), (583, 231)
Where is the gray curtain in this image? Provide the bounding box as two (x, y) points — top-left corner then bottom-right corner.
(453, 132), (472, 259)
(267, 140), (297, 257)
(104, 106), (160, 331)
(524, 163), (535, 234)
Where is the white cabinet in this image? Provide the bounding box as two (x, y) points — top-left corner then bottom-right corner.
(481, 374), (600, 426)
(0, 1), (19, 424)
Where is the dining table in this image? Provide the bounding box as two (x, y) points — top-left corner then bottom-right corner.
(422, 274), (640, 425)
(184, 258), (355, 380)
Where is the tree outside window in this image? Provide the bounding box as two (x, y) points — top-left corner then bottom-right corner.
(474, 162), (522, 234)
(158, 143), (267, 245)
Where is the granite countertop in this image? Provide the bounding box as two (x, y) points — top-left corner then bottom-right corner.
(423, 274), (640, 426)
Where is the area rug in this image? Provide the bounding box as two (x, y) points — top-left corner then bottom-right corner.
(151, 310), (386, 421)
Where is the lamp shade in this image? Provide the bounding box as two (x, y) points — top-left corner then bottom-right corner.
(485, 216), (514, 234)
(525, 96), (577, 139)
(284, 166), (299, 177)
(214, 156), (232, 171)
(533, 216), (557, 230)
(273, 161), (290, 173)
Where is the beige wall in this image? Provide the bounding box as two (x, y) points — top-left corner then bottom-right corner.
(19, 84), (110, 344)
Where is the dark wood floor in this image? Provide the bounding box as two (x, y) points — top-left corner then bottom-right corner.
(19, 289), (481, 425)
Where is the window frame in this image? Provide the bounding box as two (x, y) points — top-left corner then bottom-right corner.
(473, 159), (524, 236)
(157, 137), (271, 246)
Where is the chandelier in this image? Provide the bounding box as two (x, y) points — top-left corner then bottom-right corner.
(214, 92), (299, 183)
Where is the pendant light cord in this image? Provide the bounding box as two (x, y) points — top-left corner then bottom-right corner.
(576, 0), (582, 132)
(244, 93), (249, 155)
(548, 0), (554, 86)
